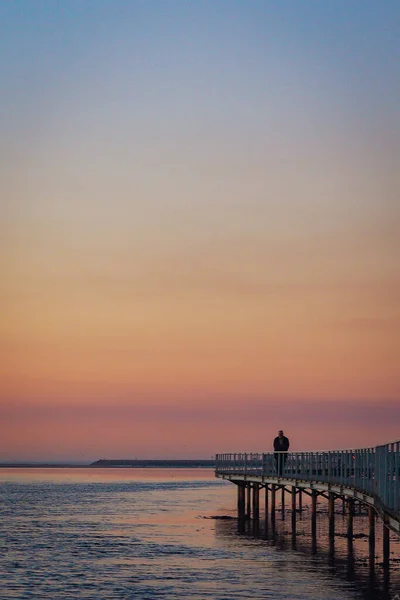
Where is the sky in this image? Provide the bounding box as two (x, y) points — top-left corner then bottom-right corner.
(1, 1), (399, 461)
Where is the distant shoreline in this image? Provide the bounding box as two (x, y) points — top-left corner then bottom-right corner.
(0, 463), (91, 468)
(0, 459), (216, 469)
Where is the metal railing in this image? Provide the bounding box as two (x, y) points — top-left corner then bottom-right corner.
(216, 439), (400, 518)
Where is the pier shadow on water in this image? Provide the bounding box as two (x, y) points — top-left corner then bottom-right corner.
(214, 505), (400, 600)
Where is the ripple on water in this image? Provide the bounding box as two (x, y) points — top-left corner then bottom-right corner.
(0, 471), (399, 600)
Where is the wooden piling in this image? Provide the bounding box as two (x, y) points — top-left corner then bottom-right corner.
(328, 492), (335, 540)
(271, 484), (276, 520)
(252, 483), (260, 520)
(237, 483), (245, 519)
(311, 490), (317, 539)
(291, 486), (296, 534)
(347, 498), (354, 540)
(246, 484), (251, 519)
(368, 506), (375, 570)
(311, 490), (317, 554)
(383, 523), (390, 569)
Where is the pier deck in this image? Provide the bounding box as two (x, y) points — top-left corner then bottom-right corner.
(216, 439), (400, 565)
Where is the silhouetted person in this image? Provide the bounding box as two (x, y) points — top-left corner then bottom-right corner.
(274, 430), (290, 475)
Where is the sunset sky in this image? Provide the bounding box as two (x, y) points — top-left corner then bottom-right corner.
(1, 1), (399, 461)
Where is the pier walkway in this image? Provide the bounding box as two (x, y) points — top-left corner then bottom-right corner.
(216, 439), (400, 564)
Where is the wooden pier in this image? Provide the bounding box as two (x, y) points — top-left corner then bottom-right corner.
(215, 439), (400, 566)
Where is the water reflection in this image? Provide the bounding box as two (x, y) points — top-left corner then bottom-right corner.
(1, 468), (399, 600)
(0, 467), (215, 483)
(216, 507), (400, 600)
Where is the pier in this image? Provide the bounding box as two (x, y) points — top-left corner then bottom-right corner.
(215, 439), (400, 566)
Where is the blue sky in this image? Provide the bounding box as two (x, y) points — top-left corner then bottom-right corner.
(1, 1), (399, 459)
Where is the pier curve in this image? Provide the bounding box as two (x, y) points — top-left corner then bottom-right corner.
(215, 439), (400, 535)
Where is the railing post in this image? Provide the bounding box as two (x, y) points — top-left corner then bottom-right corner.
(384, 445), (389, 508)
(396, 441), (400, 514)
(390, 444), (394, 510)
(340, 451), (344, 485)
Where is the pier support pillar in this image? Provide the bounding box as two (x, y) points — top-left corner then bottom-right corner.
(252, 483), (260, 520)
(291, 487), (296, 537)
(264, 485), (269, 517)
(368, 507), (375, 570)
(328, 492), (335, 555)
(298, 489), (303, 513)
(311, 489), (317, 537)
(281, 486), (285, 519)
(246, 484), (251, 519)
(347, 498), (354, 553)
(311, 490), (317, 554)
(383, 523), (390, 569)
(237, 483), (245, 519)
(328, 492), (335, 538)
(271, 484), (276, 521)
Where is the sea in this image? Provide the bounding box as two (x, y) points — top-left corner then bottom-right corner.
(0, 468), (399, 600)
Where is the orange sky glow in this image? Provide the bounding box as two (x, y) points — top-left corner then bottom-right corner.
(1, 2), (399, 460)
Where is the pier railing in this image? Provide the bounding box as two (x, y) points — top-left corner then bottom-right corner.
(216, 439), (400, 518)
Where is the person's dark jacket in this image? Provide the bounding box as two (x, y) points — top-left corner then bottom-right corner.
(273, 436), (290, 452)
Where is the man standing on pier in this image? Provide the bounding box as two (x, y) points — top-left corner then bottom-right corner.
(273, 430), (290, 475)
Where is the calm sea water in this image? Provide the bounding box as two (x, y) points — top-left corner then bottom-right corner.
(0, 468), (399, 600)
